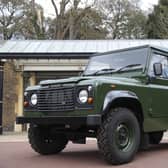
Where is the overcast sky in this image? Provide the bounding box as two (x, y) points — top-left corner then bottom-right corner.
(36, 0), (159, 17)
(141, 0), (158, 9)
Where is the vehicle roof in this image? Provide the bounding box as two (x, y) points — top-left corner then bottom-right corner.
(92, 45), (168, 57)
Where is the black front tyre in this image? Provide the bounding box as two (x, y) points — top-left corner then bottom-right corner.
(97, 108), (140, 165)
(28, 125), (68, 155)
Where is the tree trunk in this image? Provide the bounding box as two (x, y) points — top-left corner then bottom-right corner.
(69, 12), (75, 39)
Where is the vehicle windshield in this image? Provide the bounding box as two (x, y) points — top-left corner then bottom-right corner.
(84, 48), (148, 76)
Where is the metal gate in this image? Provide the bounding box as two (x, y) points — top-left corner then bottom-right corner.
(0, 61), (3, 134)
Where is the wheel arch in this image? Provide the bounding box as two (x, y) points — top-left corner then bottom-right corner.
(102, 91), (144, 126)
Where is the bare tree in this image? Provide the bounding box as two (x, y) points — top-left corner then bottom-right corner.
(51, 0), (70, 39)
(0, 0), (46, 40)
(21, 1), (46, 39)
(0, 0), (25, 40)
(97, 0), (147, 39)
(50, 0), (100, 39)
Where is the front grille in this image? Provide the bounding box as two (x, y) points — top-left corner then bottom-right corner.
(37, 86), (75, 112)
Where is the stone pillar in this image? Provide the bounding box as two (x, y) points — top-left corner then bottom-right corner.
(14, 72), (23, 132)
(3, 61), (18, 132)
(29, 72), (36, 86)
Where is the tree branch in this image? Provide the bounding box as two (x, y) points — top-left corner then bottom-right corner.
(6, 11), (15, 27)
(60, 0), (70, 16)
(0, 6), (5, 26)
(61, 22), (70, 39)
(51, 0), (59, 17)
(75, 7), (91, 24)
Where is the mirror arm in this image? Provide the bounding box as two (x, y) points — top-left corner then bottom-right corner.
(147, 75), (156, 84)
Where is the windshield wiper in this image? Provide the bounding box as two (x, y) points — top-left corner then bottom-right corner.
(116, 64), (142, 73)
(92, 68), (116, 75)
(85, 64), (142, 76)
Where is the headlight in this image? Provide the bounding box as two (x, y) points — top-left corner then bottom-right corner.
(78, 90), (88, 104)
(24, 92), (28, 96)
(31, 94), (37, 105)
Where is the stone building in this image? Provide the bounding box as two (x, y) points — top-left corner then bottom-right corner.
(0, 40), (168, 132)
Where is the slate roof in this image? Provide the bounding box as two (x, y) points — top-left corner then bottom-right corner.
(0, 40), (168, 59)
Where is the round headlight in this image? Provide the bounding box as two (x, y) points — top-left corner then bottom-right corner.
(24, 92), (28, 96)
(78, 90), (88, 104)
(31, 94), (37, 105)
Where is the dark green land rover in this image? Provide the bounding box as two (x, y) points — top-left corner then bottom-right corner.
(17, 45), (168, 165)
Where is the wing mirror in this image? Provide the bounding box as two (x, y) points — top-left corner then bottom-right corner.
(153, 63), (162, 76)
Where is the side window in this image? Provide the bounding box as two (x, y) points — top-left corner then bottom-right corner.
(149, 53), (168, 78)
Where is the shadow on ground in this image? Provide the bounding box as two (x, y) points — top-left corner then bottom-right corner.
(28, 142), (168, 167)
(1, 141), (168, 168)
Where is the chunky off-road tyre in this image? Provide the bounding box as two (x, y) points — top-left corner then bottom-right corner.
(28, 125), (68, 155)
(149, 131), (164, 144)
(97, 108), (140, 165)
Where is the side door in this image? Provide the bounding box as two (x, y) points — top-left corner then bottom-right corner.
(148, 51), (168, 117)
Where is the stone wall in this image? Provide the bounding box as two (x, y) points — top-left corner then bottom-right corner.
(3, 60), (18, 131)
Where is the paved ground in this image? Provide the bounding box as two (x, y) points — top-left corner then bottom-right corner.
(0, 132), (168, 168)
(0, 132), (27, 142)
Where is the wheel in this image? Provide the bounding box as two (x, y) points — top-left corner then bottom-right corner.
(149, 131), (164, 144)
(28, 125), (68, 155)
(97, 107), (140, 165)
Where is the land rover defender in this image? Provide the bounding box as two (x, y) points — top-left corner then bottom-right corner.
(17, 45), (168, 165)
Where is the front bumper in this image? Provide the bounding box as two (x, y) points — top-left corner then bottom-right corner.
(16, 115), (101, 127)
